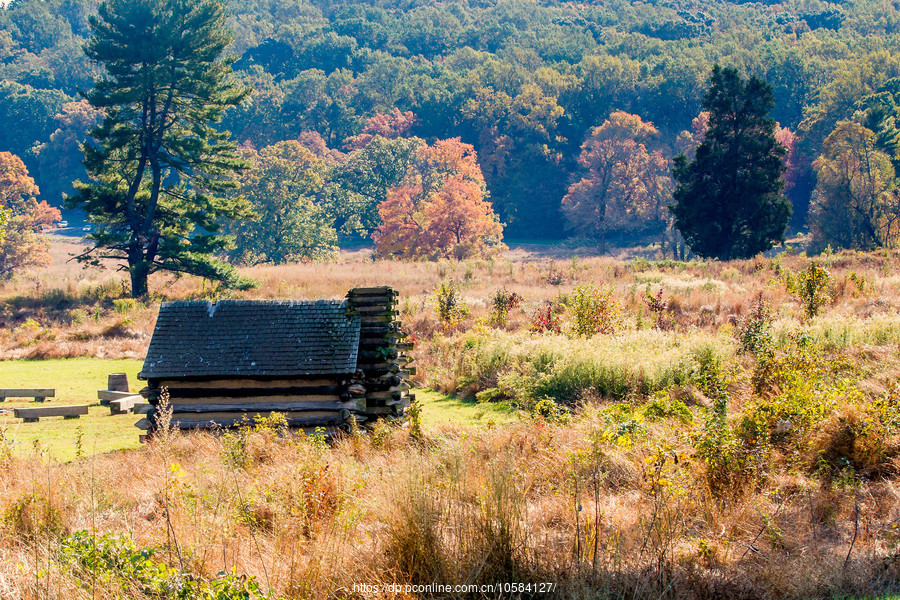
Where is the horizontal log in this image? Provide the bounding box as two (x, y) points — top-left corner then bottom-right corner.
(365, 384), (409, 397)
(358, 357), (411, 370)
(14, 405), (88, 421)
(361, 365), (400, 376)
(395, 342), (414, 351)
(349, 299), (396, 309)
(359, 324), (401, 332)
(358, 325), (396, 335)
(149, 385), (343, 399)
(152, 378), (339, 389)
(363, 375), (402, 388)
(346, 383), (366, 397)
(360, 317), (395, 326)
(359, 337), (400, 347)
(0, 388), (54, 401)
(169, 415), (349, 430)
(365, 390), (403, 401)
(169, 409), (348, 421)
(358, 349), (398, 360)
(171, 401), (363, 414)
(164, 394), (345, 405)
(109, 395), (143, 415)
(358, 344), (400, 355)
(360, 405), (404, 416)
(354, 306), (398, 315)
(347, 287), (397, 296)
(99, 390), (138, 404)
(137, 420), (359, 435)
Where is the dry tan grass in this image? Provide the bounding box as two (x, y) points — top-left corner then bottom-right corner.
(0, 418), (897, 599)
(4, 238), (899, 363)
(2, 242), (900, 597)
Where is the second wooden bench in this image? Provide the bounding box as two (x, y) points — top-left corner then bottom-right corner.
(0, 388), (56, 402)
(13, 405), (89, 422)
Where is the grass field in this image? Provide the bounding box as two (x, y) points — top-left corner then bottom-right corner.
(0, 358), (517, 461)
(4, 244), (900, 599)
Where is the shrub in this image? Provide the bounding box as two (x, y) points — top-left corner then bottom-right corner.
(642, 392), (693, 423)
(736, 293), (775, 358)
(644, 287), (674, 329)
(791, 261), (833, 318)
(489, 287), (523, 327)
(60, 532), (268, 598)
(690, 346), (729, 401)
(530, 396), (570, 424)
(3, 493), (66, 540)
(112, 297), (141, 315)
(545, 262), (565, 285)
(433, 279), (469, 328)
(569, 283), (622, 336)
(529, 301), (562, 334)
(693, 399), (750, 497)
(812, 405), (899, 479)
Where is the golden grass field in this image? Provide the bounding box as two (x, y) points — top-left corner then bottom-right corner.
(0, 236), (900, 598)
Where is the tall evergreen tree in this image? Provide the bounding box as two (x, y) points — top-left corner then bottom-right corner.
(70, 0), (251, 297)
(670, 65), (790, 260)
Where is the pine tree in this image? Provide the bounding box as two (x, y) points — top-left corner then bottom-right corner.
(670, 65), (790, 260)
(69, 0), (251, 297)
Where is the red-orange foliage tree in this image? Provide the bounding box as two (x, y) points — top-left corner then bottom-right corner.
(0, 151), (61, 277)
(372, 138), (504, 259)
(562, 111), (670, 250)
(344, 108), (419, 150)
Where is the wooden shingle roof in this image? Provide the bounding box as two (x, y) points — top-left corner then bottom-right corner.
(139, 300), (361, 379)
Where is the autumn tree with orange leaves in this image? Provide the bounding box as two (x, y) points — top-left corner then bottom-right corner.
(562, 111), (670, 251)
(0, 151), (61, 277)
(372, 138), (504, 259)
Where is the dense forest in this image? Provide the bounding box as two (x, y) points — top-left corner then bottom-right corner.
(1, 0), (899, 243)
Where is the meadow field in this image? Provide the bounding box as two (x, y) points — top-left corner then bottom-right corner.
(1, 237), (900, 598)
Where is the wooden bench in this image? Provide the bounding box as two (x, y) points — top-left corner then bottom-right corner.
(13, 405), (89, 422)
(98, 390), (137, 405)
(108, 395), (144, 415)
(0, 388), (55, 402)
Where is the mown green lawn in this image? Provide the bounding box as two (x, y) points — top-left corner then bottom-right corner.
(0, 358), (518, 461)
(0, 358), (145, 461)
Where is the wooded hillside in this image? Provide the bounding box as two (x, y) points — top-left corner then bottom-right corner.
(1, 0), (898, 240)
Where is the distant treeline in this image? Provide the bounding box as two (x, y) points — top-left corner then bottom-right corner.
(2, 0), (899, 239)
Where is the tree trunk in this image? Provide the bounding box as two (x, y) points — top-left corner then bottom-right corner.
(130, 259), (150, 298)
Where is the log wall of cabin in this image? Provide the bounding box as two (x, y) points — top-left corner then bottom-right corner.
(141, 377), (360, 431)
(346, 287), (414, 420)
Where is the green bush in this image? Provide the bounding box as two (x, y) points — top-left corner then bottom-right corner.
(693, 399), (750, 497)
(531, 396), (570, 423)
(568, 283), (622, 336)
(60, 532), (270, 599)
(113, 297), (142, 315)
(433, 279), (469, 328)
(790, 261), (833, 319)
(489, 287), (523, 327)
(736, 294), (775, 358)
(642, 392), (693, 423)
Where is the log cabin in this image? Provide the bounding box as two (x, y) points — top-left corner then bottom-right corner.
(137, 287), (413, 433)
